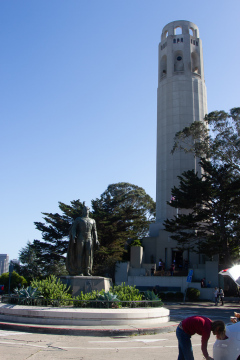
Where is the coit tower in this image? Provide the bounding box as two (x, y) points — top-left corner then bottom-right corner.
(150, 20), (208, 236)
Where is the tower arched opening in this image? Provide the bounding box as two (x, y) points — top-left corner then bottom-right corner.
(174, 26), (182, 35)
(160, 55), (167, 79)
(189, 28), (194, 36)
(191, 51), (200, 75)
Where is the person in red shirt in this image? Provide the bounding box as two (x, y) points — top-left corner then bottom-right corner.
(176, 316), (225, 360)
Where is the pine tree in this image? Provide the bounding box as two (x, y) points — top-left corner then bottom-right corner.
(165, 108), (240, 265)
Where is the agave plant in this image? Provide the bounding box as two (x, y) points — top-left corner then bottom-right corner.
(13, 286), (43, 305)
(97, 291), (120, 308)
(97, 291), (119, 302)
(144, 290), (159, 301)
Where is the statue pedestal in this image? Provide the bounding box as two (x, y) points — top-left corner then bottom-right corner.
(60, 276), (113, 296)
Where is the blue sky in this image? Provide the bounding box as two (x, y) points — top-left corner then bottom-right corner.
(1, 0), (239, 261)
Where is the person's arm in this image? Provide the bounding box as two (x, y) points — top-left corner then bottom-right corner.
(201, 332), (211, 359)
(231, 312), (240, 323)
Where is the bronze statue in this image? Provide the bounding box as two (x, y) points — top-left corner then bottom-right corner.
(66, 202), (99, 276)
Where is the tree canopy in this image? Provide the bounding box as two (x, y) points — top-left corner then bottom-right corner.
(172, 108), (240, 169)
(164, 108), (240, 265)
(92, 182), (156, 277)
(19, 183), (155, 277)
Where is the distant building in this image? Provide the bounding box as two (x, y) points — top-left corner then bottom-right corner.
(0, 254), (9, 275)
(11, 259), (20, 266)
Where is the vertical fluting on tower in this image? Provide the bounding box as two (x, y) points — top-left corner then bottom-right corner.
(150, 20), (207, 236)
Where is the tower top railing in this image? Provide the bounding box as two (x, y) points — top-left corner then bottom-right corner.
(161, 20), (199, 42)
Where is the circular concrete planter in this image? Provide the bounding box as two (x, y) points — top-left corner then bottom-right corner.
(0, 304), (169, 326)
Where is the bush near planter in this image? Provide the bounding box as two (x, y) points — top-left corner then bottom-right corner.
(186, 287), (200, 301)
(156, 291), (184, 301)
(165, 292), (175, 300)
(31, 275), (72, 305)
(175, 291), (184, 301)
(111, 283), (143, 302)
(158, 292), (166, 300)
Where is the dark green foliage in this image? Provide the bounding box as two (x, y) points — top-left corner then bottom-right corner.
(14, 242), (44, 281)
(91, 183), (155, 278)
(172, 108), (240, 170)
(165, 108), (240, 265)
(165, 292), (175, 300)
(164, 159), (240, 263)
(186, 287), (200, 301)
(130, 239), (143, 247)
(0, 271), (27, 293)
(20, 183), (155, 278)
(30, 200), (84, 277)
(158, 292), (166, 300)
(175, 292), (184, 301)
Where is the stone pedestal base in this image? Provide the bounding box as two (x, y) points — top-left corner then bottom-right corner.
(60, 276), (113, 296)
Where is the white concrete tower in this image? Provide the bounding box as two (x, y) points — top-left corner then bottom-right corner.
(150, 20), (207, 236)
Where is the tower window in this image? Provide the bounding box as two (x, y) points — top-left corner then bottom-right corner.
(173, 39), (176, 43)
(174, 51), (184, 72)
(177, 38), (180, 43)
(181, 38), (183, 42)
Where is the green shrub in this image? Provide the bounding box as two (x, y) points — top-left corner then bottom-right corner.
(73, 290), (121, 308)
(31, 275), (71, 305)
(186, 287), (200, 301)
(175, 292), (184, 301)
(130, 239), (142, 247)
(0, 271), (27, 293)
(158, 292), (166, 300)
(165, 292), (175, 300)
(111, 283), (143, 301)
(73, 290), (99, 308)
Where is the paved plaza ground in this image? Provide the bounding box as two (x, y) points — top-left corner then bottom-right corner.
(0, 301), (239, 360)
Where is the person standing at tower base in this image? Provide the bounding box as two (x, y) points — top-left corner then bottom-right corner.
(176, 316), (225, 360)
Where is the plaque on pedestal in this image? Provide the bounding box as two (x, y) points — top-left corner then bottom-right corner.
(60, 276), (113, 296)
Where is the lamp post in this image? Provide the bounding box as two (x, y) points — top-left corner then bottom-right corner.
(8, 263), (14, 295)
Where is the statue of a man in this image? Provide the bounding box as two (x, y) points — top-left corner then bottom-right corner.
(66, 203), (99, 276)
